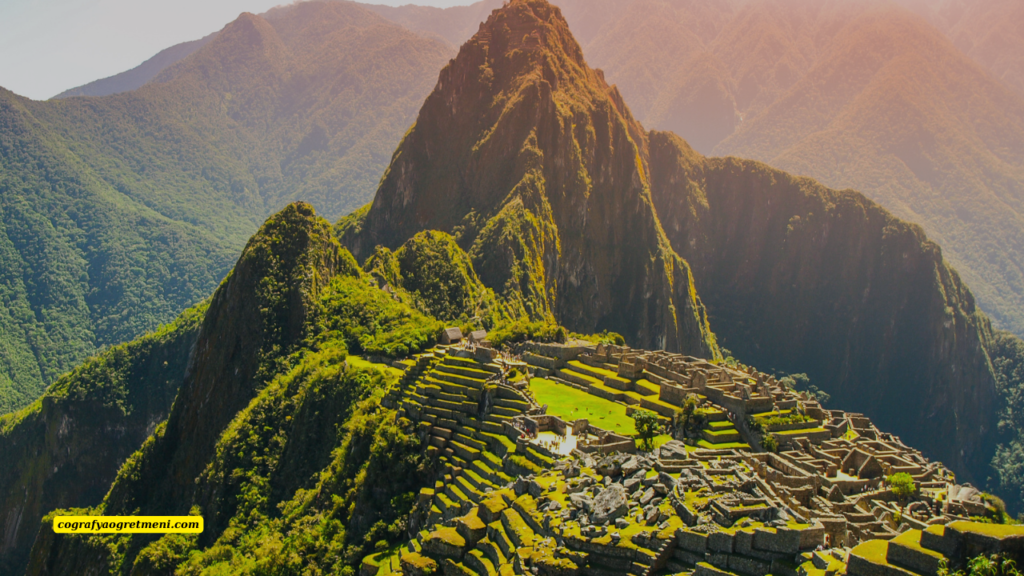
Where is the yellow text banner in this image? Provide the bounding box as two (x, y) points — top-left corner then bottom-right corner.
(53, 516), (203, 534)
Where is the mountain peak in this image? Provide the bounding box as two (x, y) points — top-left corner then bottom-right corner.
(474, 0), (585, 62)
(343, 0), (717, 356)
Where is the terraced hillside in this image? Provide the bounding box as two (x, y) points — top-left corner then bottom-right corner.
(357, 338), (1018, 576)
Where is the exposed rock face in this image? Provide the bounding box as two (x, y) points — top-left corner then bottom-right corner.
(591, 483), (627, 525)
(659, 440), (688, 461)
(343, 0), (718, 356)
(646, 131), (1000, 481)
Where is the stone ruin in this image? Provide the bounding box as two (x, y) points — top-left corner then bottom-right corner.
(362, 341), (1016, 576)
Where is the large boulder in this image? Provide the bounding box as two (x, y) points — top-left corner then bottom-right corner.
(591, 483), (628, 524)
(659, 440), (688, 460)
(570, 493), (594, 512)
(597, 453), (631, 477)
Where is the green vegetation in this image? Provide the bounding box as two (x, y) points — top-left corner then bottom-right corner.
(0, 203), (454, 575)
(990, 331), (1024, 514)
(939, 554), (1024, 576)
(751, 412), (814, 429)
(27, 256), (439, 575)
(0, 301), (207, 575)
(317, 275), (443, 359)
(778, 374), (830, 405)
(674, 395), (707, 438)
(632, 409), (660, 451)
(0, 1), (454, 415)
(365, 231), (507, 325)
(528, 378), (636, 435)
(887, 473), (917, 507)
(487, 320), (567, 349)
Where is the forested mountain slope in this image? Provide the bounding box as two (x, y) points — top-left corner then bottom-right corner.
(896, 0), (1024, 96)
(19, 202), (444, 575)
(0, 1), (452, 414)
(0, 303), (206, 575)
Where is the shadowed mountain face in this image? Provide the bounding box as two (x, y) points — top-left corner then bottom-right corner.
(648, 132), (1000, 481)
(343, 0), (719, 357)
(0, 1), (452, 415)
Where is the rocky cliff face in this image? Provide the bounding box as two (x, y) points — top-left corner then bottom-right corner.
(344, 0), (717, 357)
(647, 131), (1000, 481)
(0, 304), (204, 576)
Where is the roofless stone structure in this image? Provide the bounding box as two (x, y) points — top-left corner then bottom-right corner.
(361, 340), (1015, 576)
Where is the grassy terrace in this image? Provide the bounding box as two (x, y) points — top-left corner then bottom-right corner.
(775, 427), (828, 436)
(949, 521), (1024, 537)
(697, 440), (750, 450)
(529, 377), (636, 435)
(348, 356), (405, 377)
(567, 360), (620, 379)
(851, 539), (890, 564)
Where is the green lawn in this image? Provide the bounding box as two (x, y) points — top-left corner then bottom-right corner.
(348, 356), (405, 377)
(530, 378), (636, 435)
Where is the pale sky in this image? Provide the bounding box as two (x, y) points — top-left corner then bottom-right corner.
(0, 0), (475, 101)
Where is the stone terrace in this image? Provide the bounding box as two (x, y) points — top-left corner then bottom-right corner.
(359, 341), (1002, 576)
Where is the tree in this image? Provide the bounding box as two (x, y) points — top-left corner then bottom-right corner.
(762, 433), (779, 453)
(887, 472), (917, 508)
(779, 373), (830, 405)
(633, 409), (660, 451)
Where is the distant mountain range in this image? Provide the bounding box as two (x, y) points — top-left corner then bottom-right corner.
(0, 1), (452, 413)
(48, 0), (1024, 337)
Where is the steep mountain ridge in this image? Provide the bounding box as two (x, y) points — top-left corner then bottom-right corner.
(0, 1), (453, 414)
(648, 131), (1000, 480)
(0, 303), (206, 576)
(23, 203), (441, 576)
(103, 202), (348, 519)
(52, 34), (216, 100)
(344, 0), (718, 356)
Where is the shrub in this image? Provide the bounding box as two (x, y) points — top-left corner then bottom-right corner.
(887, 472), (916, 507)
(633, 409), (660, 451)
